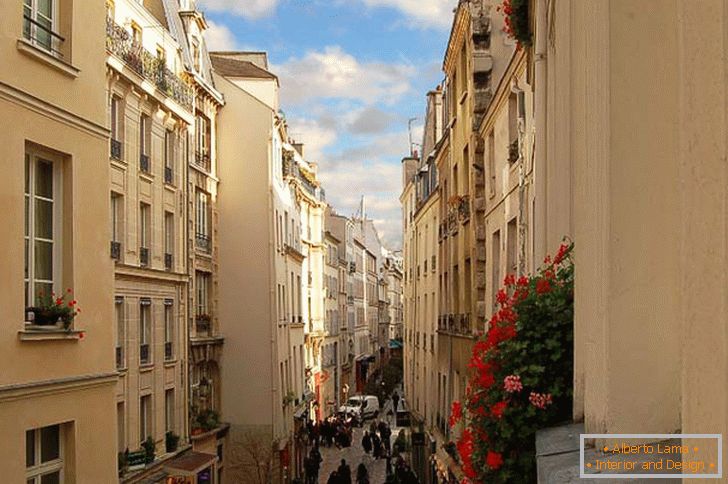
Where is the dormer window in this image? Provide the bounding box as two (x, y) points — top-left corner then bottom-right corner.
(192, 38), (200, 71)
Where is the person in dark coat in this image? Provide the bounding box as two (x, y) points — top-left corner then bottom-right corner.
(371, 432), (382, 459)
(361, 430), (372, 454)
(309, 446), (323, 483)
(381, 423), (392, 454)
(356, 463), (370, 484)
(326, 470), (339, 484)
(337, 459), (352, 484)
(391, 391), (400, 412)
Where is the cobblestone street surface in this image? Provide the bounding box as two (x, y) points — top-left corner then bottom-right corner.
(317, 401), (402, 483)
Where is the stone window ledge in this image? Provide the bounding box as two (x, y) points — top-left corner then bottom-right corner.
(16, 39), (80, 78)
(19, 326), (84, 341)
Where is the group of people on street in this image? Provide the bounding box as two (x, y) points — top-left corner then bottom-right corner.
(306, 414), (354, 449)
(361, 420), (392, 460)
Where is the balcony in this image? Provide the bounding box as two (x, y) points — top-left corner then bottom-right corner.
(111, 241), (121, 260)
(140, 343), (150, 365)
(111, 139), (122, 160)
(116, 346), (123, 369)
(139, 247), (149, 266)
(164, 166), (173, 184)
(195, 233), (211, 253)
(165, 253), (173, 271)
(139, 153), (150, 173)
(195, 315), (211, 336)
(195, 151), (211, 171)
(458, 195), (470, 222)
(165, 341), (173, 361)
(106, 18), (193, 110)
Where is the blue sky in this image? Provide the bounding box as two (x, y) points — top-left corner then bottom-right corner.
(200, 0), (458, 249)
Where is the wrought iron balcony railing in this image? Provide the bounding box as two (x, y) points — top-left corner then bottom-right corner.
(195, 233), (211, 253)
(195, 315), (211, 335)
(458, 195), (470, 222)
(110, 241), (121, 260)
(139, 247), (149, 266)
(508, 138), (520, 163)
(165, 253), (173, 271)
(140, 153), (150, 173)
(139, 343), (150, 364)
(116, 346), (124, 369)
(106, 19), (193, 110)
(194, 151), (211, 171)
(164, 166), (173, 184)
(165, 341), (173, 361)
(111, 139), (122, 160)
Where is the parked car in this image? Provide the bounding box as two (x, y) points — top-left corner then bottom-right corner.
(339, 395), (380, 420)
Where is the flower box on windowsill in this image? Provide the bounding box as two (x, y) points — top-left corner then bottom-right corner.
(19, 325), (85, 341)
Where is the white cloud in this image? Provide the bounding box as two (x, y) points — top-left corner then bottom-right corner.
(346, 106), (395, 135)
(203, 21), (239, 51)
(360, 0), (458, 29)
(285, 116), (337, 162)
(199, 0), (279, 19)
(272, 46), (415, 107)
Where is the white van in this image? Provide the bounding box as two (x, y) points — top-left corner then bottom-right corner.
(338, 395), (380, 420)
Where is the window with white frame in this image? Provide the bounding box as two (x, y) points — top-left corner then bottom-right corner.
(164, 130), (175, 176)
(25, 151), (61, 313)
(111, 192), (122, 244)
(26, 423), (64, 483)
(23, 0), (60, 55)
(139, 203), (150, 250)
(164, 211), (173, 256)
(110, 96), (122, 143)
(195, 190), (210, 251)
(115, 296), (124, 369)
(140, 394), (152, 443)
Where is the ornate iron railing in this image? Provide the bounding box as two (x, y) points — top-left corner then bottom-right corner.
(106, 19), (193, 110)
(139, 247), (149, 266)
(111, 139), (122, 160)
(111, 241), (121, 260)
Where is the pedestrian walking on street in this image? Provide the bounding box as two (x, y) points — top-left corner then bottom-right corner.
(337, 459), (352, 484)
(362, 430), (372, 455)
(304, 456), (314, 484)
(356, 463), (370, 484)
(309, 446), (323, 483)
(381, 423), (392, 454)
(371, 432), (382, 460)
(326, 470), (339, 484)
(392, 391), (400, 412)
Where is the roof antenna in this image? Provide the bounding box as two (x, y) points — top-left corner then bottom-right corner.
(407, 117), (417, 156)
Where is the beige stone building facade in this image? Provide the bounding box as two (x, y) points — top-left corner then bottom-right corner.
(0, 0), (118, 482)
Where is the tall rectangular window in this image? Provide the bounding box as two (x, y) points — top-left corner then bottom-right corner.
(195, 112), (211, 170)
(492, 230), (501, 307)
(110, 96), (123, 159)
(165, 389), (175, 433)
(24, 152), (59, 312)
(164, 300), (173, 360)
(507, 218), (518, 275)
(115, 297), (124, 369)
(164, 211), (173, 270)
(140, 395), (152, 443)
(164, 130), (175, 184)
(117, 402), (125, 453)
(140, 299), (151, 364)
(26, 424), (64, 483)
(111, 193), (121, 243)
(139, 203), (150, 266)
(196, 272), (210, 316)
(139, 114), (151, 172)
(23, 0), (57, 54)
(195, 190), (210, 252)
(487, 131), (495, 197)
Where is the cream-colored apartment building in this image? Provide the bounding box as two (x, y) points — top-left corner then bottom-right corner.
(322, 232), (342, 413)
(0, 0), (118, 482)
(213, 51), (308, 483)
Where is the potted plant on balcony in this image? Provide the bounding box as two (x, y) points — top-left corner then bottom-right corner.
(26, 289), (80, 330)
(165, 431), (180, 453)
(141, 436), (156, 464)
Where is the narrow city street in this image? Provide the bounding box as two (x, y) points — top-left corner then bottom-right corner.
(317, 401), (402, 483)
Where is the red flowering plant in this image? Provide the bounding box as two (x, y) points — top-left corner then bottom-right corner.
(27, 288), (81, 330)
(497, 0), (531, 48)
(451, 241), (573, 483)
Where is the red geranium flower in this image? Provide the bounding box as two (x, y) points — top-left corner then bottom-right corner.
(536, 278), (551, 294)
(486, 450), (504, 470)
(449, 401), (463, 428)
(491, 401), (507, 419)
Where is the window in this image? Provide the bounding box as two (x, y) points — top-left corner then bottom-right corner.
(195, 112), (211, 170)
(131, 21), (141, 44)
(195, 190), (210, 252)
(164, 211), (173, 270)
(25, 152), (61, 312)
(507, 218), (518, 274)
(139, 114), (151, 172)
(487, 131), (495, 197)
(492, 230), (501, 307)
(196, 272), (209, 316)
(164, 130), (174, 184)
(459, 45), (467, 94)
(165, 389), (175, 433)
(140, 395), (152, 443)
(139, 203), (150, 266)
(115, 297), (124, 369)
(192, 38), (200, 71)
(111, 193), (122, 260)
(164, 300), (173, 360)
(110, 96), (123, 159)
(23, 0), (61, 56)
(26, 424), (64, 484)
(117, 402), (125, 453)
(140, 299), (151, 364)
